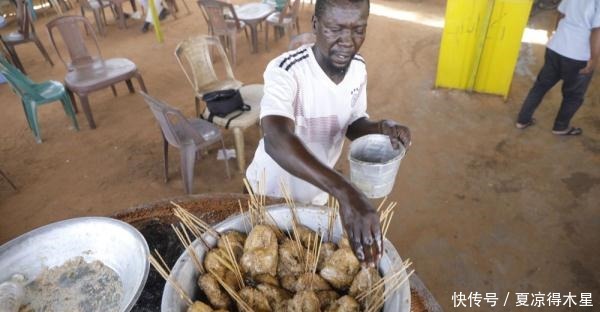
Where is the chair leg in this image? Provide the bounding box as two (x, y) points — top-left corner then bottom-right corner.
(78, 94), (96, 129)
(194, 96), (201, 118)
(93, 9), (106, 36)
(162, 133), (169, 182)
(233, 127), (245, 173)
(230, 34), (237, 67)
(220, 138), (231, 179)
(67, 88), (78, 113)
(20, 100), (33, 130)
(60, 93), (79, 131)
(32, 38), (54, 66)
(180, 146), (196, 194)
(0, 169), (17, 191)
(135, 73), (147, 92)
(265, 23), (269, 51)
(110, 85), (117, 97)
(26, 101), (42, 143)
(125, 79), (135, 93)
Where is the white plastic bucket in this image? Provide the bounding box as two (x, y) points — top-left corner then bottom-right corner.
(349, 134), (405, 198)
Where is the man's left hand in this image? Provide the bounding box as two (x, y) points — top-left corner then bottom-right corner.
(580, 60), (596, 75)
(380, 120), (411, 150)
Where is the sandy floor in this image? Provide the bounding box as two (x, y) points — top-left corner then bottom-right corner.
(1, 0), (599, 310)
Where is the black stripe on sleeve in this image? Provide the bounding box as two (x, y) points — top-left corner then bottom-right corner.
(285, 54), (310, 71)
(353, 56), (366, 65)
(279, 49), (308, 68)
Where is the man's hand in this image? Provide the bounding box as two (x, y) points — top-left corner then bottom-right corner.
(579, 60), (596, 75)
(338, 192), (383, 267)
(380, 120), (411, 150)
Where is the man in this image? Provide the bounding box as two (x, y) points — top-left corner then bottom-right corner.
(516, 0), (600, 135)
(245, 0), (411, 266)
(130, 0), (169, 33)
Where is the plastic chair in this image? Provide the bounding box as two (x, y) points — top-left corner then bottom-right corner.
(197, 0), (249, 66)
(0, 168), (17, 191)
(288, 32), (315, 50)
(79, 0), (115, 36)
(46, 15), (147, 129)
(175, 35), (262, 172)
(265, 0), (300, 51)
(0, 56), (79, 143)
(2, 0), (54, 71)
(139, 91), (230, 194)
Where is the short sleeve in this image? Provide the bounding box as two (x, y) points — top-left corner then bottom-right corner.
(557, 0), (566, 14)
(349, 72), (369, 124)
(593, 1), (600, 28)
(259, 60), (298, 121)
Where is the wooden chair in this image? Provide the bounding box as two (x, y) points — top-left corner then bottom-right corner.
(197, 0), (248, 66)
(265, 0), (300, 51)
(2, 0), (54, 71)
(46, 15), (147, 129)
(140, 91), (230, 194)
(175, 35), (262, 172)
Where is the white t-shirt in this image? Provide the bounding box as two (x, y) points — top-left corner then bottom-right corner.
(547, 0), (600, 61)
(246, 45), (368, 205)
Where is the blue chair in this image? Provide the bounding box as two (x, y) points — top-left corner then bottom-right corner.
(0, 57), (79, 143)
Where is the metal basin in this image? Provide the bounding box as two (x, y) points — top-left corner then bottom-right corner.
(162, 204), (411, 312)
(0, 217), (150, 312)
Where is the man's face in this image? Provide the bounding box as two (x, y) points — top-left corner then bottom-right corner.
(312, 1), (369, 74)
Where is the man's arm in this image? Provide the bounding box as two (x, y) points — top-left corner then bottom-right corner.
(347, 117), (412, 149)
(580, 27), (600, 74)
(262, 115), (382, 266)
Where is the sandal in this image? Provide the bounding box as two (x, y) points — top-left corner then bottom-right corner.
(515, 118), (536, 129)
(552, 127), (583, 136)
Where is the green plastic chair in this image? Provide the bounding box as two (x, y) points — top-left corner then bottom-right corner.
(0, 57), (79, 143)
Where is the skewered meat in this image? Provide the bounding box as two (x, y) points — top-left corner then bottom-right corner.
(317, 242), (337, 271)
(288, 290), (320, 312)
(257, 283), (292, 310)
(325, 296), (360, 312)
(253, 274), (280, 287)
(349, 267), (383, 298)
(337, 237), (351, 250)
(277, 238), (304, 276)
(187, 301), (214, 312)
(319, 248), (360, 290)
(294, 272), (331, 292)
(294, 225), (320, 248)
(241, 225), (279, 277)
(204, 249), (228, 277)
(316, 290), (340, 310)
(279, 274), (297, 292)
(218, 231), (247, 261)
(238, 287), (272, 312)
(197, 274), (232, 309)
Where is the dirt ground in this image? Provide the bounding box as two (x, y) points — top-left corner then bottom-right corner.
(1, 0), (599, 310)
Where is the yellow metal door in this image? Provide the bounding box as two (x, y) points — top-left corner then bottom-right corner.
(435, 0), (533, 99)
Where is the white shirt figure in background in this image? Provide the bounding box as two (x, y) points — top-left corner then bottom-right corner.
(515, 0), (600, 135)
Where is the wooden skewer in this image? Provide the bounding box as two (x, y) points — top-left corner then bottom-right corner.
(222, 236), (245, 289)
(149, 254), (193, 306)
(171, 224), (205, 274)
(376, 196), (388, 212)
(210, 270), (255, 312)
(153, 249), (171, 274)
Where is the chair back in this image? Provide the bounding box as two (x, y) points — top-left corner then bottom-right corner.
(0, 56), (39, 99)
(139, 92), (208, 148)
(174, 35), (236, 94)
(15, 0), (35, 38)
(288, 32), (315, 50)
(46, 15), (102, 69)
(197, 0), (241, 34)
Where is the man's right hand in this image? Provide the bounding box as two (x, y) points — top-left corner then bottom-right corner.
(338, 191), (383, 267)
(579, 60), (595, 75)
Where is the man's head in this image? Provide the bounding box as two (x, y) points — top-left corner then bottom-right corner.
(312, 0), (369, 76)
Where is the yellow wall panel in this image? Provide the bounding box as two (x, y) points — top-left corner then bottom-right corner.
(436, 0), (533, 99)
(473, 0), (533, 98)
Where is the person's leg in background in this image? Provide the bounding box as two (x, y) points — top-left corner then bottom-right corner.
(516, 49), (562, 128)
(140, 0), (168, 32)
(551, 56), (593, 135)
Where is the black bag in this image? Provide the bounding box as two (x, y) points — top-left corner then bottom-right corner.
(202, 89), (250, 128)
